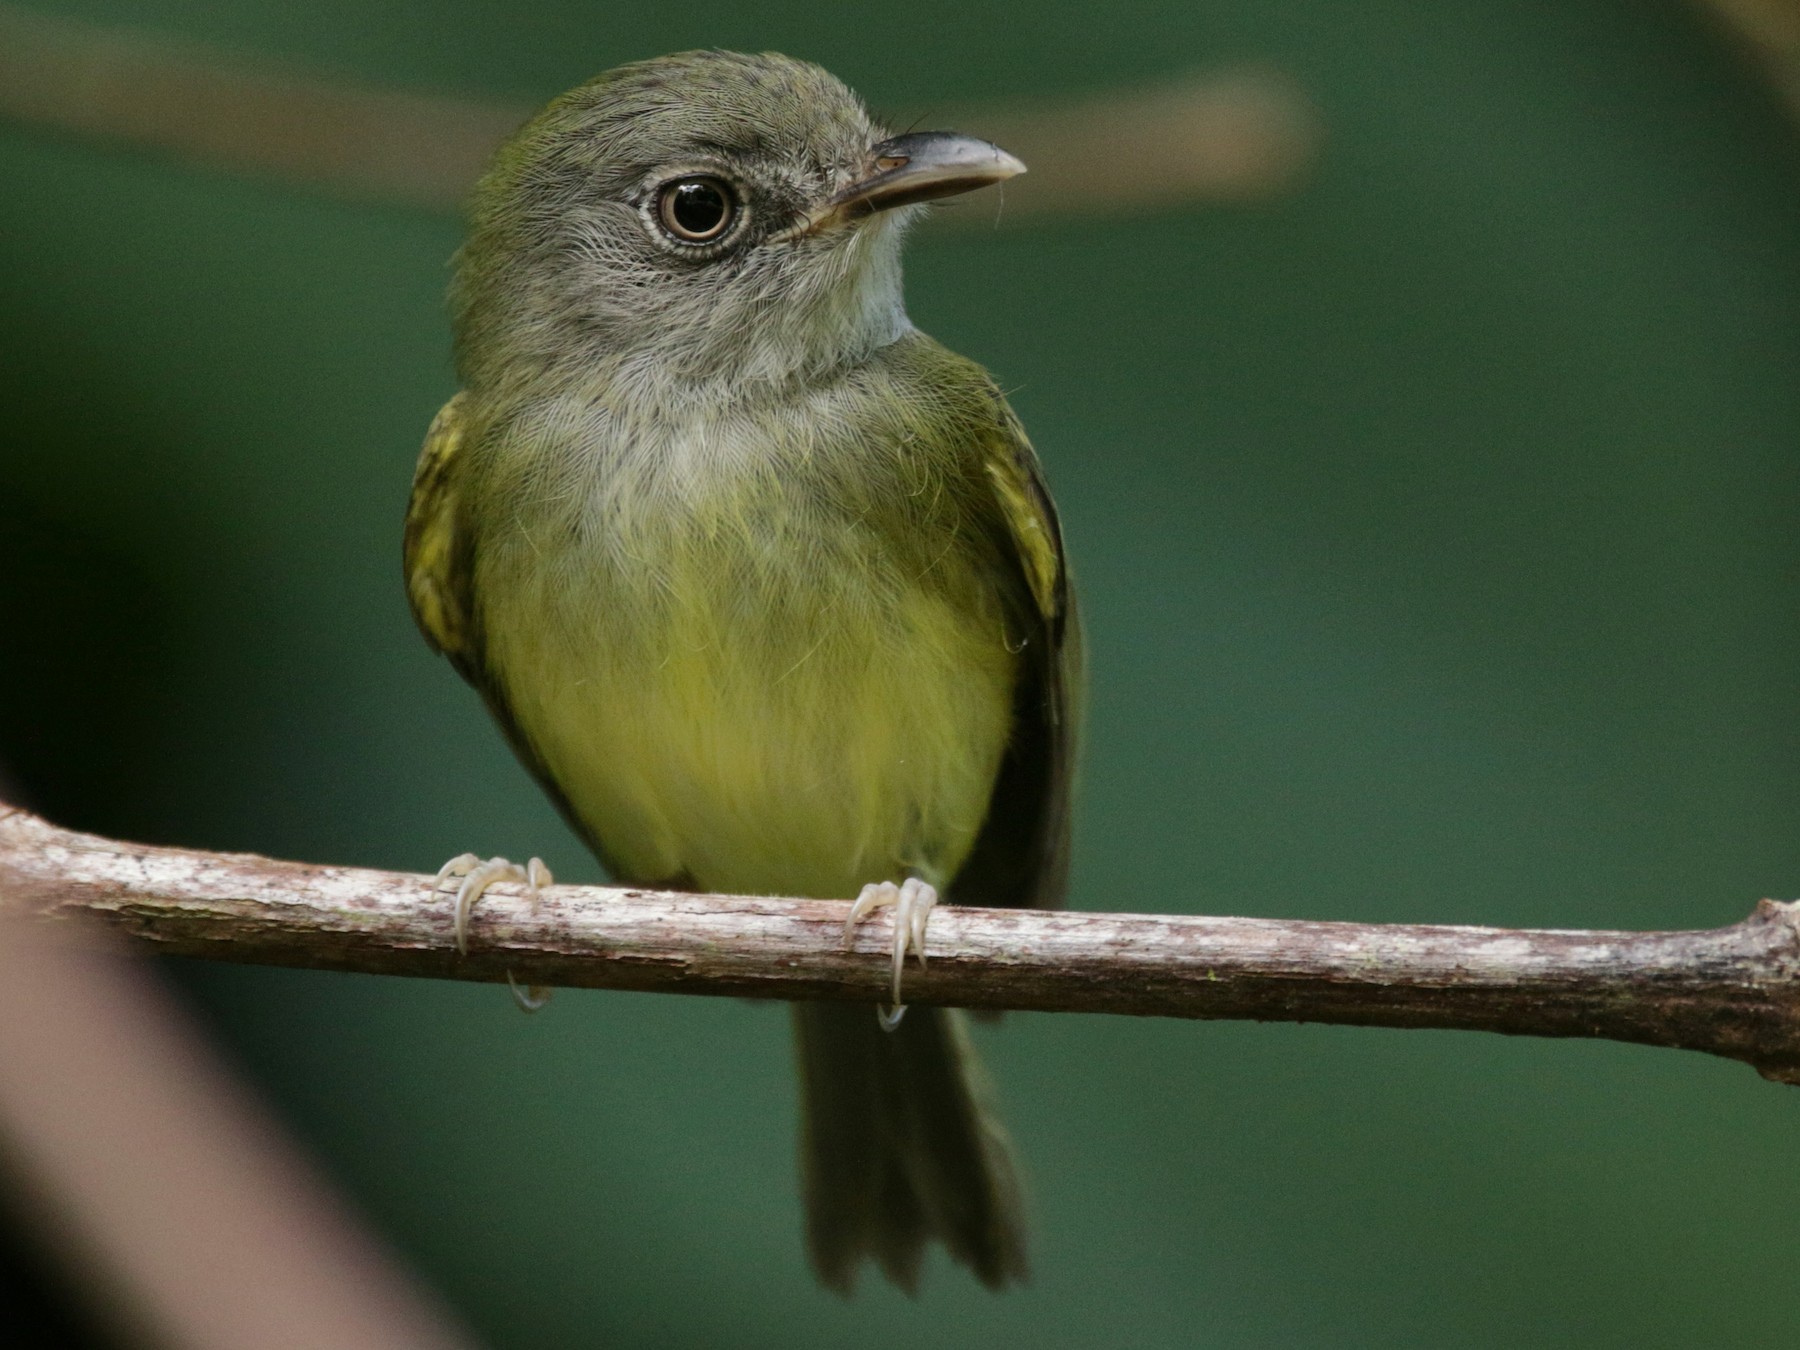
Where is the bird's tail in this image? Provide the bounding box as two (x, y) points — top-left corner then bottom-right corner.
(791, 1001), (1028, 1293)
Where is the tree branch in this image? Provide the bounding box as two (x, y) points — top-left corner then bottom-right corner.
(6, 806), (1800, 1085)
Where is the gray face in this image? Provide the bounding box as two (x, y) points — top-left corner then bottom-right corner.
(455, 51), (908, 394)
(556, 54), (883, 259)
(453, 51), (1022, 400)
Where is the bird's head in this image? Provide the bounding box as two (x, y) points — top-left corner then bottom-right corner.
(453, 50), (1023, 402)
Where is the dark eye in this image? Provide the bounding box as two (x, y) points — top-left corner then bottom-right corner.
(656, 177), (738, 243)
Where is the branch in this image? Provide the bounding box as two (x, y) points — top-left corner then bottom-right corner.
(5, 807), (1800, 1085)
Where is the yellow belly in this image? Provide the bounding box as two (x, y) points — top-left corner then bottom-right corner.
(481, 477), (1016, 899)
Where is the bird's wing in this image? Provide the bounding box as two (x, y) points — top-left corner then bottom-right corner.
(403, 392), (477, 665)
(952, 388), (1084, 912)
(404, 391), (640, 878)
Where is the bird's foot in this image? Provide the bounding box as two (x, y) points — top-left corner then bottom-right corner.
(433, 853), (554, 1012)
(842, 877), (938, 1031)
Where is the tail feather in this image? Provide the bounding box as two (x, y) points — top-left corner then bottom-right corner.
(792, 1002), (1028, 1293)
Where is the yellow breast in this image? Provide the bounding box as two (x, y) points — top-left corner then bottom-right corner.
(478, 406), (1017, 899)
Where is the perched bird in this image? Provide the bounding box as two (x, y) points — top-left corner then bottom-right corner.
(403, 50), (1080, 1292)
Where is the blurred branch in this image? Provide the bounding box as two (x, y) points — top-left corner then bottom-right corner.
(947, 69), (1317, 216)
(7, 806), (1800, 1087)
(0, 845), (477, 1350)
(0, 3), (518, 210)
(0, 3), (1317, 215)
(1699, 0), (1800, 115)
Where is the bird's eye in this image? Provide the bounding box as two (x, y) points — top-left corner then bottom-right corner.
(656, 177), (738, 243)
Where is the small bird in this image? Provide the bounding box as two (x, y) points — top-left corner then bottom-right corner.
(403, 50), (1080, 1292)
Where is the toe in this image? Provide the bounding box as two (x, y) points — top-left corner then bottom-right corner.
(889, 900), (910, 1005)
(451, 856), (527, 956)
(434, 852), (480, 888)
(843, 880), (899, 947)
(898, 878), (938, 971)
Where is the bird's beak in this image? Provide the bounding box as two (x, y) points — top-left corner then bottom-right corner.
(783, 132), (1026, 237)
(836, 132), (1027, 214)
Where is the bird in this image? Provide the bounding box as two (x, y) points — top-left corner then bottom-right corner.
(403, 49), (1080, 1293)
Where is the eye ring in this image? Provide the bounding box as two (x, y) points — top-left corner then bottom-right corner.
(656, 176), (739, 244)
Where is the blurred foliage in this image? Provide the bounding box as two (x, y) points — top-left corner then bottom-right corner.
(3, 0), (1800, 1346)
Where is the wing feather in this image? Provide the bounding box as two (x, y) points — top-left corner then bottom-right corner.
(950, 389), (1083, 913)
(404, 391), (648, 878)
(403, 392), (476, 663)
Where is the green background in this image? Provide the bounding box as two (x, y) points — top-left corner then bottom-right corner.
(4, 0), (1800, 1344)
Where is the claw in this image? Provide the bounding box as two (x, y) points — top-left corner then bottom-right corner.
(843, 877), (939, 1030)
(434, 852), (481, 894)
(433, 853), (555, 1010)
(507, 970), (553, 1013)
